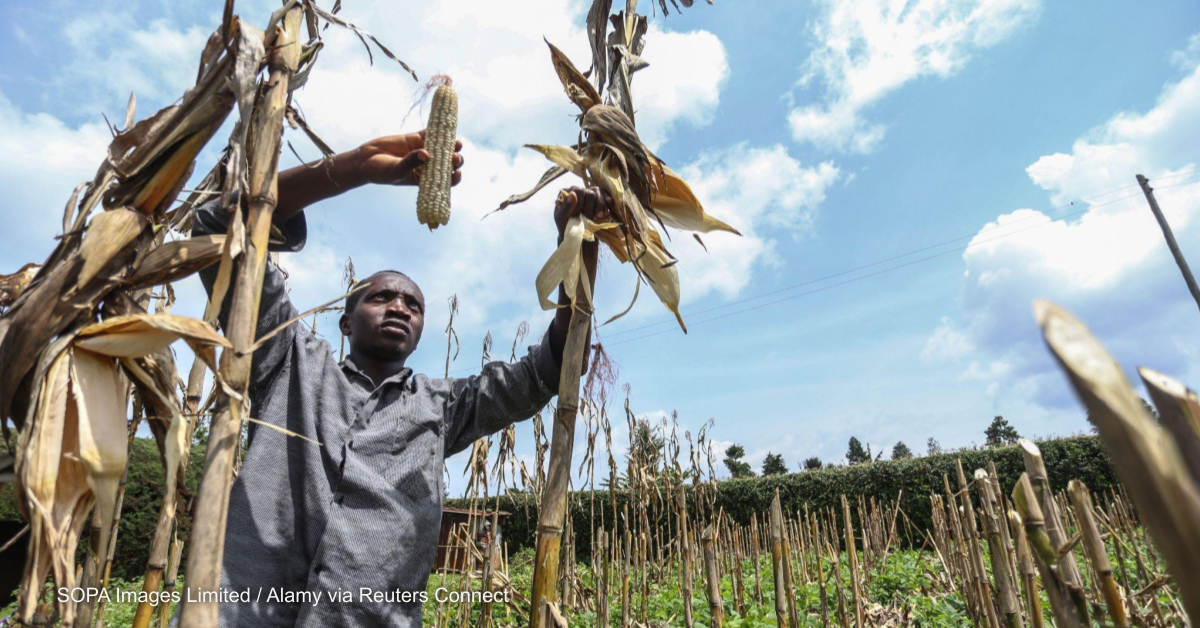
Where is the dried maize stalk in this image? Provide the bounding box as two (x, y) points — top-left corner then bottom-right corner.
(416, 76), (458, 230)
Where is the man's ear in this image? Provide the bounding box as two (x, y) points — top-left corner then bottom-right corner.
(339, 313), (352, 337)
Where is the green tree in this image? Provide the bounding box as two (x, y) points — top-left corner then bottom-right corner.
(892, 441), (913, 459)
(803, 456), (823, 471)
(984, 416), (1020, 447)
(762, 452), (787, 476)
(723, 444), (755, 479)
(846, 437), (870, 465)
(927, 437), (943, 456)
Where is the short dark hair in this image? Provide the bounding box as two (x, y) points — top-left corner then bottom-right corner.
(345, 270), (411, 314)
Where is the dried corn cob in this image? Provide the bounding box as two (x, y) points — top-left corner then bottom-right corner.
(416, 76), (458, 230)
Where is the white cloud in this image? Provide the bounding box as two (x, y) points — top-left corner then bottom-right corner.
(59, 15), (212, 116)
(789, 0), (1040, 153)
(921, 316), (975, 362)
(289, 2), (726, 155)
(0, 91), (112, 264)
(1172, 33), (1200, 70)
(674, 143), (840, 300)
(928, 52), (1200, 409)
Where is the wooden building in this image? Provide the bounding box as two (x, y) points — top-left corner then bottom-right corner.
(434, 507), (509, 573)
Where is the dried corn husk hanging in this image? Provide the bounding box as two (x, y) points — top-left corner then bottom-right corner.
(14, 315), (227, 625)
(504, 37), (737, 331)
(536, 212), (619, 311)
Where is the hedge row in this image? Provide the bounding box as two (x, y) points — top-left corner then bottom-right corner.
(449, 435), (1118, 560)
(0, 437), (207, 582)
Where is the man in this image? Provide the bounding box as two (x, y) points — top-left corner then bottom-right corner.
(184, 131), (609, 627)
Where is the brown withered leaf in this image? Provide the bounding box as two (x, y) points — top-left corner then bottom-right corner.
(70, 348), (129, 608)
(525, 145), (589, 178)
(124, 234), (226, 290)
(606, 11), (648, 122)
(16, 347), (90, 625)
(302, 0), (417, 80)
(581, 105), (655, 208)
(495, 165), (568, 212)
(74, 312), (228, 367)
(546, 39), (602, 113)
(0, 209), (151, 428)
(101, 292), (181, 462)
(585, 0), (614, 93)
(101, 28), (238, 215)
(78, 209), (148, 287)
(0, 263), (40, 310)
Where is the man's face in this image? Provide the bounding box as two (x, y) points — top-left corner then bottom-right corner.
(340, 272), (426, 363)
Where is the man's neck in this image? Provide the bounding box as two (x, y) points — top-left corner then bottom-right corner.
(347, 351), (407, 387)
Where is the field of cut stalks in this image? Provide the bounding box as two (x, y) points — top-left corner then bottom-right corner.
(2, 0), (1200, 628)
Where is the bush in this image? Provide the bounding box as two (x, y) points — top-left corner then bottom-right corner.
(0, 437), (207, 583)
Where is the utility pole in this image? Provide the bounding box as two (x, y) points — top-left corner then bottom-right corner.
(1138, 174), (1200, 316)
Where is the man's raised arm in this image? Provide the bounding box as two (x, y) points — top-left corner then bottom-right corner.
(442, 187), (608, 455)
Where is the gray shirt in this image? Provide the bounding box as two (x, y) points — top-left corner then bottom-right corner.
(182, 201), (560, 627)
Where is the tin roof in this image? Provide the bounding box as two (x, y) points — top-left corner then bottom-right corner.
(442, 507), (510, 517)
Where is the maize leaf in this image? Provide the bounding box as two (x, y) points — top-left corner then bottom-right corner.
(496, 165), (569, 212)
(77, 208), (149, 289)
(633, 231), (684, 331)
(70, 348), (129, 606)
(0, 263), (40, 309)
(546, 39), (601, 112)
(536, 214), (618, 311)
(17, 346), (92, 626)
(1035, 299), (1200, 619)
(526, 145), (588, 179)
(0, 209), (150, 427)
(124, 235), (225, 290)
(74, 312), (227, 372)
(604, 10), (648, 123)
(585, 0), (614, 94)
(649, 164), (740, 235)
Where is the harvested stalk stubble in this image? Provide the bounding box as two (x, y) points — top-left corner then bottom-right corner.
(416, 76), (458, 230)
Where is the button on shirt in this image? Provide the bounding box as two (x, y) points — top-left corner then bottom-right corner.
(181, 201), (561, 627)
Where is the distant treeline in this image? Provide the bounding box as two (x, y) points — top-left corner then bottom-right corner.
(448, 435), (1118, 560)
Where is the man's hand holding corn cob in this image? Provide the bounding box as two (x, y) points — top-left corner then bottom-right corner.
(273, 131), (464, 224)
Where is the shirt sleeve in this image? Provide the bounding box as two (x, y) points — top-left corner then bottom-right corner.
(442, 328), (562, 456)
(192, 197), (310, 390)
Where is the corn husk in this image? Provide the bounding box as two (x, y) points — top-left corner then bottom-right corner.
(508, 38), (737, 333)
(15, 310), (229, 625)
(536, 215), (619, 312)
(70, 348), (129, 600)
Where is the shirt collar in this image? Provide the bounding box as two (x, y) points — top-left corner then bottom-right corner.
(340, 354), (413, 390)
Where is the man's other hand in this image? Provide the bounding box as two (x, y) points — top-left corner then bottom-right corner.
(555, 186), (614, 242)
(352, 131), (465, 187)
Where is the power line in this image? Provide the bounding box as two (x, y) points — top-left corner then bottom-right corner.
(605, 176), (1200, 347)
(600, 170), (1198, 340)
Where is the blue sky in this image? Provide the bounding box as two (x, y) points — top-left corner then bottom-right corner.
(2, 0), (1199, 494)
